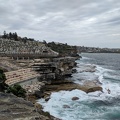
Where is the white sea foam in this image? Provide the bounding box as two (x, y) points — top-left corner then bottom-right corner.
(38, 88), (120, 120)
(94, 65), (120, 99)
(80, 56), (91, 60)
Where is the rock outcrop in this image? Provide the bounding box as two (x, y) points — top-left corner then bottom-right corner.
(41, 79), (103, 98)
(81, 80), (103, 93)
(31, 57), (77, 81)
(0, 92), (61, 120)
(53, 57), (77, 78)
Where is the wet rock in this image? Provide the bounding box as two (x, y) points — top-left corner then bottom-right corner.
(72, 97), (79, 101)
(86, 87), (102, 93)
(43, 79), (103, 96)
(34, 103), (43, 111)
(35, 90), (44, 98)
(63, 105), (70, 108)
(72, 69), (77, 73)
(79, 80), (103, 93)
(45, 97), (50, 102)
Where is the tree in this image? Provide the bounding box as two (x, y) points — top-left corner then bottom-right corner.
(3, 31), (7, 39)
(14, 32), (18, 41)
(9, 32), (12, 39)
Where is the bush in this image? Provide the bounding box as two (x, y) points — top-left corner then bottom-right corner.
(0, 69), (8, 92)
(7, 84), (26, 98)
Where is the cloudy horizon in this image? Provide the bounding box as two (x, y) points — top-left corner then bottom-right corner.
(0, 0), (120, 48)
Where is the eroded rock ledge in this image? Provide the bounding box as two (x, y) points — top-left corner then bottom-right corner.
(40, 79), (103, 99)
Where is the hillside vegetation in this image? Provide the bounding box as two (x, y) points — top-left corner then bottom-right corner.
(47, 42), (79, 57)
(0, 31), (79, 57)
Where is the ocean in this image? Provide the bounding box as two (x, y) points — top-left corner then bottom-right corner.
(38, 53), (120, 120)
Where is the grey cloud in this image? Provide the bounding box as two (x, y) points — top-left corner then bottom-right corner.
(105, 15), (120, 26)
(0, 0), (120, 48)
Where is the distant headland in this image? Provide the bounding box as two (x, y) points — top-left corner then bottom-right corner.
(77, 46), (120, 53)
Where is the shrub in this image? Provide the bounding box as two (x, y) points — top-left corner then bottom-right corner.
(7, 84), (26, 98)
(0, 69), (8, 92)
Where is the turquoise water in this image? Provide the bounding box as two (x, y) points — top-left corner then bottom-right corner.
(39, 53), (120, 120)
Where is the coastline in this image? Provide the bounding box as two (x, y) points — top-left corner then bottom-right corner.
(25, 55), (102, 99)
(26, 56), (103, 120)
(38, 53), (120, 120)
(2, 52), (120, 120)
(0, 33), (119, 120)
(1, 55), (104, 120)
(1, 56), (80, 120)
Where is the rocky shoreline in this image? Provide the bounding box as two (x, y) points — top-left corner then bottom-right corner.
(26, 78), (102, 103)
(0, 56), (103, 120)
(25, 56), (102, 100)
(0, 56), (79, 120)
(23, 56), (103, 120)
(23, 57), (80, 101)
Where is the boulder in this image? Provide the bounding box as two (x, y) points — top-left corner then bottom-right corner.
(72, 97), (79, 101)
(35, 90), (44, 98)
(72, 69), (77, 73)
(45, 97), (50, 102)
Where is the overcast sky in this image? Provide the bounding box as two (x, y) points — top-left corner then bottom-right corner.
(0, 0), (120, 48)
